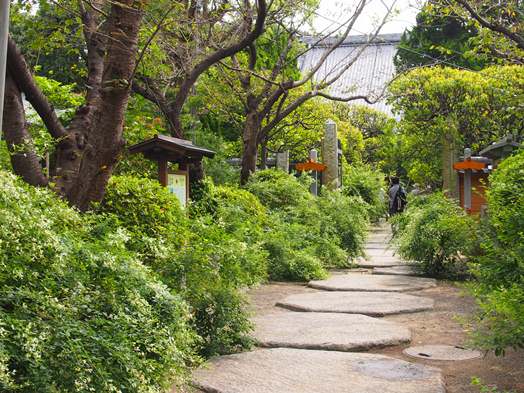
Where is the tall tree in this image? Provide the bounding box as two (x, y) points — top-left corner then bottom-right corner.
(132, 0), (268, 138)
(3, 0), (148, 210)
(221, 0), (397, 183)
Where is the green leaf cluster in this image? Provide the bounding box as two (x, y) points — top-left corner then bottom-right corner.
(391, 192), (478, 278)
(467, 150), (524, 354)
(0, 171), (197, 392)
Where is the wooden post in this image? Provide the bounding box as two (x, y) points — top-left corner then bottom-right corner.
(309, 149), (319, 196)
(158, 159), (168, 186)
(463, 148), (472, 211)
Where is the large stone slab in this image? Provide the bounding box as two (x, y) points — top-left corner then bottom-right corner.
(367, 233), (392, 242)
(309, 274), (437, 292)
(357, 256), (406, 268)
(252, 312), (410, 351)
(276, 291), (434, 316)
(365, 248), (396, 257)
(373, 265), (423, 276)
(193, 348), (445, 393)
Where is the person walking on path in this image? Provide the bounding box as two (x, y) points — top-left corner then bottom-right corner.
(388, 176), (407, 216)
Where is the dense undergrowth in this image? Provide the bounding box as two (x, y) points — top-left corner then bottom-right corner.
(0, 167), (374, 391)
(390, 150), (524, 355)
(391, 192), (477, 278)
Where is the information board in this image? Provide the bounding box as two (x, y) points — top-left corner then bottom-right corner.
(167, 172), (188, 208)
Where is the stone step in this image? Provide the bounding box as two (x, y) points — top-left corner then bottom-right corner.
(309, 273), (437, 292)
(276, 291), (434, 316)
(252, 312), (411, 351)
(193, 348), (445, 393)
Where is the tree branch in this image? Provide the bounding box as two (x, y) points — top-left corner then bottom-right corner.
(7, 37), (67, 139)
(456, 0), (524, 49)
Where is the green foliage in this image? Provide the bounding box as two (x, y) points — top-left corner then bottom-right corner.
(468, 150), (524, 354)
(0, 171), (196, 392)
(318, 191), (369, 258)
(471, 377), (515, 393)
(99, 176), (267, 357)
(343, 164), (386, 222)
(391, 193), (477, 278)
(394, 0), (484, 72)
(246, 169), (369, 278)
(388, 65), (524, 186)
(10, 1), (86, 84)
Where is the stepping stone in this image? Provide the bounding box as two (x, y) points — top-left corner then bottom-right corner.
(193, 348), (445, 393)
(373, 265), (423, 276)
(367, 234), (391, 242)
(309, 274), (437, 292)
(357, 256), (406, 268)
(365, 248), (396, 257)
(276, 291), (434, 316)
(252, 312), (410, 351)
(404, 345), (482, 361)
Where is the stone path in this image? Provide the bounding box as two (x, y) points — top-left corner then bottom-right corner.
(276, 291), (434, 316)
(253, 312), (411, 351)
(193, 224), (447, 392)
(309, 274), (436, 292)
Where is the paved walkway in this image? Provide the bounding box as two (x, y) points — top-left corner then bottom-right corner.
(192, 224), (447, 392)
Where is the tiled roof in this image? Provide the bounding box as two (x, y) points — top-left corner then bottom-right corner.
(299, 33), (401, 115)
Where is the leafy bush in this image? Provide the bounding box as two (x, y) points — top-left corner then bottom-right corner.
(100, 176), (267, 357)
(246, 169), (369, 276)
(0, 171), (196, 392)
(468, 150), (524, 354)
(317, 191), (369, 258)
(391, 193), (477, 278)
(343, 164), (386, 221)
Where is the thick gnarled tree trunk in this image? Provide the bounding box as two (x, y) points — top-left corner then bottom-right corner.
(3, 0), (146, 211)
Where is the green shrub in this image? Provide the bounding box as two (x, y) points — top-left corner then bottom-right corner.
(317, 191), (369, 258)
(245, 169), (314, 212)
(468, 150), (524, 354)
(391, 193), (477, 278)
(100, 176), (267, 357)
(263, 220), (327, 281)
(0, 171), (196, 392)
(343, 164), (386, 221)
(246, 170), (339, 276)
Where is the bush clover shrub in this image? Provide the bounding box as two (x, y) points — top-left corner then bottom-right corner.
(100, 176), (267, 357)
(391, 192), (477, 278)
(342, 164), (386, 222)
(468, 150), (524, 354)
(0, 171), (197, 392)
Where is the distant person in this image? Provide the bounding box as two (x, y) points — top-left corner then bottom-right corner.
(388, 177), (407, 216)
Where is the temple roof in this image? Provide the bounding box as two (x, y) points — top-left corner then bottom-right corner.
(128, 134), (215, 163)
(299, 33), (401, 115)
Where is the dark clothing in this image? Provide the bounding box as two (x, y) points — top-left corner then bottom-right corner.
(388, 184), (407, 215)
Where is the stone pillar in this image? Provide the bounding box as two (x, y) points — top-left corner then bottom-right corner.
(322, 120), (339, 190)
(442, 135), (459, 198)
(309, 149), (318, 196)
(276, 150), (289, 173)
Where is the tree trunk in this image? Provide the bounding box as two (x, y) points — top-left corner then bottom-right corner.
(260, 140), (268, 170)
(240, 111), (260, 184)
(2, 70), (48, 186)
(53, 0), (145, 210)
